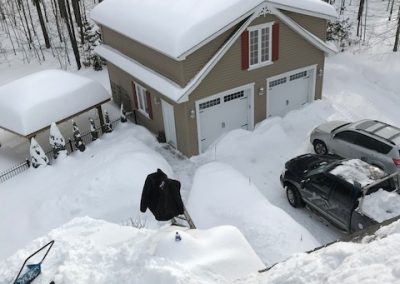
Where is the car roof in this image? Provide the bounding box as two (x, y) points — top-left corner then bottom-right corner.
(349, 120), (400, 146)
(329, 159), (387, 187)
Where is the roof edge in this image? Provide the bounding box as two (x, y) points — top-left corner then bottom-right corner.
(270, 2), (338, 21)
(272, 7), (338, 56)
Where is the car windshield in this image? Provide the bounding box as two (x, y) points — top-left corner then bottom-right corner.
(331, 122), (351, 133)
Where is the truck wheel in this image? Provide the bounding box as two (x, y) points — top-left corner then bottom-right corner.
(286, 185), (304, 208)
(313, 140), (328, 155)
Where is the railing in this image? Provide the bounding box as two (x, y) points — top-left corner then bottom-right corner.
(0, 119), (121, 184)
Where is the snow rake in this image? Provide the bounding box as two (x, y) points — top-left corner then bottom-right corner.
(13, 240), (54, 284)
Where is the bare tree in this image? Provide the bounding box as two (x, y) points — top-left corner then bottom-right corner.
(394, 4), (400, 51)
(32, 0), (51, 48)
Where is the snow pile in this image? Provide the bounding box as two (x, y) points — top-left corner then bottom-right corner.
(258, 219), (400, 283)
(0, 69), (110, 136)
(0, 124), (171, 260)
(329, 159), (386, 187)
(187, 162), (320, 265)
(91, 0), (336, 59)
(0, 217), (264, 283)
(361, 189), (400, 223)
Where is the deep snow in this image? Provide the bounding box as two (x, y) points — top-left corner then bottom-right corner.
(0, 70), (110, 136)
(1, 0), (400, 283)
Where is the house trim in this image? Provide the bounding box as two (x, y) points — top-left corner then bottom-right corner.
(195, 82), (255, 154)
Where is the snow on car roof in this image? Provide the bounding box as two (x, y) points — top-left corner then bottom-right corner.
(91, 0), (337, 59)
(0, 70), (110, 136)
(329, 159), (386, 187)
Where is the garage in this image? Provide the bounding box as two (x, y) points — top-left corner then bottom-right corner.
(196, 84), (254, 153)
(267, 65), (316, 117)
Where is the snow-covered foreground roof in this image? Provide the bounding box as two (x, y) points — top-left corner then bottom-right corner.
(0, 217), (265, 283)
(259, 219), (400, 283)
(0, 70), (110, 136)
(187, 162), (319, 265)
(91, 0), (337, 59)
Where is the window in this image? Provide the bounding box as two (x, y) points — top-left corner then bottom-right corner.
(309, 174), (334, 197)
(355, 133), (392, 154)
(248, 23), (272, 68)
(135, 83), (150, 116)
(334, 131), (359, 143)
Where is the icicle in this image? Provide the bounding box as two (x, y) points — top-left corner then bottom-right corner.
(120, 104), (127, 123)
(104, 110), (112, 133)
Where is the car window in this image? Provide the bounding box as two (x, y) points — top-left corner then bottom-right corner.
(309, 174), (334, 196)
(330, 181), (353, 208)
(334, 131), (358, 143)
(354, 133), (392, 154)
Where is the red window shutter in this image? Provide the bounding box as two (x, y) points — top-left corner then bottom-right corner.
(131, 82), (138, 109)
(241, 31), (249, 70)
(272, 23), (280, 62)
(146, 91), (153, 120)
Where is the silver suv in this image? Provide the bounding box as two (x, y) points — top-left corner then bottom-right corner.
(310, 119), (400, 173)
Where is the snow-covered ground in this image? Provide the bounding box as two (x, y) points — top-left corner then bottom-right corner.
(1, 0), (400, 283)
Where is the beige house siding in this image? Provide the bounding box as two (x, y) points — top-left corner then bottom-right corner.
(284, 11), (327, 40)
(101, 24), (238, 88)
(102, 27), (186, 87)
(107, 63), (165, 136)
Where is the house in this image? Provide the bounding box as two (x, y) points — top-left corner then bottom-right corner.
(91, 0), (338, 157)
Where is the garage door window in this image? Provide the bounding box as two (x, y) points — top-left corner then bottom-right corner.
(269, 77), (287, 88)
(199, 98), (220, 110)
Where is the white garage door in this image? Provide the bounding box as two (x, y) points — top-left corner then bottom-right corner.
(267, 66), (316, 117)
(196, 85), (253, 153)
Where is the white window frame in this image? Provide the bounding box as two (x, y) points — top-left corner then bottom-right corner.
(135, 83), (150, 118)
(248, 22), (274, 70)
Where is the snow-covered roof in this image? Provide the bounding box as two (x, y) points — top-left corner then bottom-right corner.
(0, 70), (110, 137)
(91, 0), (337, 60)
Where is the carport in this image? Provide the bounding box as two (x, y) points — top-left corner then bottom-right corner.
(0, 69), (110, 139)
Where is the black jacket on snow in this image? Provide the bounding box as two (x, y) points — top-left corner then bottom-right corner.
(140, 169), (184, 221)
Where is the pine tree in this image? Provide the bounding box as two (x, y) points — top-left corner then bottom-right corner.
(81, 20), (105, 70)
(72, 120), (86, 151)
(120, 104), (127, 123)
(30, 138), (49, 168)
(104, 110), (112, 133)
(89, 117), (98, 141)
(49, 122), (67, 159)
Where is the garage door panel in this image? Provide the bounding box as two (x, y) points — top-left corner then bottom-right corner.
(267, 68), (314, 117)
(197, 88), (251, 153)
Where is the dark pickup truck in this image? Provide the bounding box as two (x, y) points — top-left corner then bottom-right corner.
(280, 154), (399, 233)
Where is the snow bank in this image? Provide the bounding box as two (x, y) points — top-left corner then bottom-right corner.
(0, 124), (171, 260)
(258, 219), (400, 283)
(0, 217), (264, 283)
(361, 189), (400, 223)
(330, 159), (386, 187)
(91, 0), (336, 59)
(0, 70), (110, 136)
(187, 162), (320, 265)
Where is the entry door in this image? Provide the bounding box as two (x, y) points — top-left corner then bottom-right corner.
(196, 87), (251, 153)
(161, 100), (177, 147)
(267, 68), (315, 117)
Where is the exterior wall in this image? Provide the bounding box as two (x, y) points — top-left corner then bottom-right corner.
(101, 25), (237, 88)
(102, 27), (186, 87)
(107, 63), (165, 136)
(103, 12), (328, 157)
(180, 13), (326, 156)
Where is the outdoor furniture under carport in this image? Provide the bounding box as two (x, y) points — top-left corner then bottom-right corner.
(0, 69), (110, 139)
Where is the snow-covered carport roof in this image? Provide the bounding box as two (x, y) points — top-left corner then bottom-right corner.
(0, 70), (110, 138)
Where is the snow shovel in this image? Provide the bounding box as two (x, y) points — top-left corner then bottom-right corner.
(13, 240), (55, 284)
